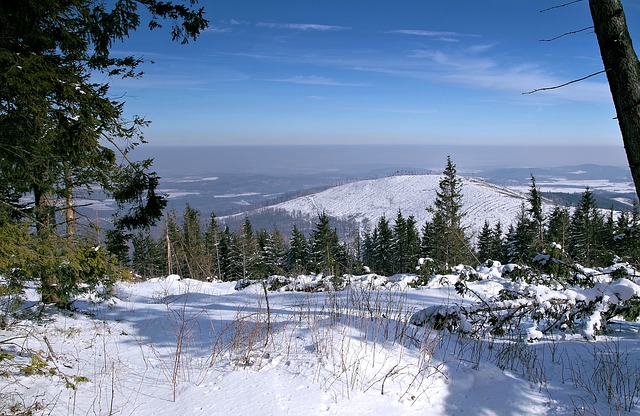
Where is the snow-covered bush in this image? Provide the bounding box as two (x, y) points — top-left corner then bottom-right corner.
(411, 263), (640, 340)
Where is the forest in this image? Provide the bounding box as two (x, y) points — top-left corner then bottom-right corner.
(130, 157), (640, 284)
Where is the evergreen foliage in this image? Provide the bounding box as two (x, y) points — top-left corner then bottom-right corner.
(477, 220), (506, 263)
(0, 0), (208, 306)
(546, 206), (571, 250)
(362, 210), (420, 274)
(505, 178), (547, 264)
(205, 213), (223, 280)
(310, 212), (343, 275)
(132, 231), (165, 278)
(392, 211), (421, 274)
(422, 156), (473, 267)
(287, 224), (310, 274)
(127, 190), (640, 286)
(569, 188), (611, 266)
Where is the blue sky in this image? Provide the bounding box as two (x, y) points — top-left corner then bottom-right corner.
(109, 0), (640, 147)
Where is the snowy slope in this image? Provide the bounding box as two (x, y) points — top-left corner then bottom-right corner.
(251, 174), (549, 236)
(5, 272), (640, 416)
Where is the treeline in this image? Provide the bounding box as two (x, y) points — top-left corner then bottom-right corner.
(132, 209), (359, 280)
(131, 157), (640, 281)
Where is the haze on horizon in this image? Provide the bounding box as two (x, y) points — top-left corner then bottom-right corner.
(139, 144), (630, 176)
(112, 1), (639, 150)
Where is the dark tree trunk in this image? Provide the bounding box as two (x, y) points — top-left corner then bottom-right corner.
(589, 0), (640, 201)
(33, 186), (60, 305)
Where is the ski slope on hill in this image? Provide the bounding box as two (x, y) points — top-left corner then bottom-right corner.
(255, 174), (550, 236)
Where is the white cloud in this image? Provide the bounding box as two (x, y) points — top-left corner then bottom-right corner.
(405, 47), (609, 102)
(386, 29), (480, 40)
(205, 26), (232, 33)
(351, 107), (438, 115)
(257, 23), (350, 31)
(268, 75), (367, 87)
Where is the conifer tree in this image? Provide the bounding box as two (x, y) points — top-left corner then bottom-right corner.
(240, 216), (258, 279)
(398, 213), (421, 273)
(477, 220), (506, 264)
(287, 224), (310, 274)
(165, 211), (184, 275)
(420, 220), (435, 259)
(254, 229), (271, 278)
(219, 226), (242, 281)
(546, 206), (571, 251)
(614, 201), (640, 265)
(506, 204), (531, 263)
(255, 227), (286, 277)
(132, 230), (165, 278)
(269, 225), (288, 275)
(389, 211), (420, 273)
(477, 220), (494, 263)
(205, 212), (223, 280)
(569, 188), (608, 266)
(406, 215), (422, 267)
(527, 176), (545, 252)
(425, 156), (473, 267)
(0, 1), (207, 305)
(310, 212), (341, 275)
(181, 204), (208, 279)
(374, 215), (394, 275)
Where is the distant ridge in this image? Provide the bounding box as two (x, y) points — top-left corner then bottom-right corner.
(222, 174), (553, 238)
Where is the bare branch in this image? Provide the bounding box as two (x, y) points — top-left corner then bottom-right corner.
(102, 133), (136, 167)
(540, 0), (584, 13)
(522, 70), (606, 95)
(540, 26), (593, 42)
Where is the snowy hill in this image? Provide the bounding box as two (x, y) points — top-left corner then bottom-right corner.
(224, 174), (552, 238)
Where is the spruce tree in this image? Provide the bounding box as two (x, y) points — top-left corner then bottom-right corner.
(256, 227), (286, 277)
(425, 156), (473, 267)
(506, 203), (535, 264)
(477, 221), (506, 264)
(219, 226), (242, 281)
(546, 206), (571, 251)
(181, 204), (208, 279)
(391, 210), (420, 273)
(240, 216), (258, 279)
(0, 1), (207, 305)
(569, 188), (608, 266)
(420, 220), (435, 259)
(391, 211), (407, 272)
(310, 212), (341, 275)
(527, 176), (545, 252)
(287, 224), (310, 274)
(205, 212), (223, 280)
(132, 231), (165, 278)
(407, 216), (421, 262)
(615, 201), (640, 265)
(477, 220), (494, 263)
(493, 222), (507, 262)
(374, 215), (394, 275)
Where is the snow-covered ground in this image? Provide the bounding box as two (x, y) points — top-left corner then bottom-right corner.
(3, 269), (640, 415)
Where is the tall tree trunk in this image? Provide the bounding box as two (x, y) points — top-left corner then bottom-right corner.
(589, 0), (640, 201)
(33, 185), (60, 305)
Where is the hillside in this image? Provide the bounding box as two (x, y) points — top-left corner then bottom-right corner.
(223, 174), (553, 238)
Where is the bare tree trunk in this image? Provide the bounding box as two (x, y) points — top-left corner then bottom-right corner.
(589, 0), (640, 201)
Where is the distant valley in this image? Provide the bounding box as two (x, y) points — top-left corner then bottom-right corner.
(84, 146), (636, 238)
